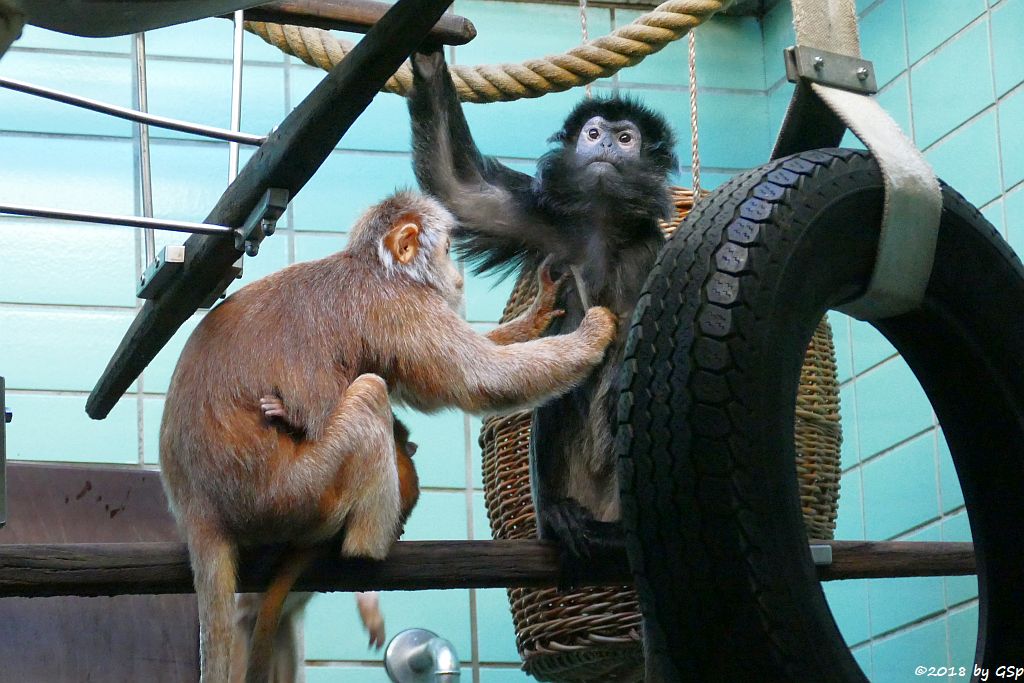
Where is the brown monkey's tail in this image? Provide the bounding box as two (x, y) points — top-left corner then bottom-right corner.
(244, 547), (316, 683)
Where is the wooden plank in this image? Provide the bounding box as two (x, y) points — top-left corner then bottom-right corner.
(0, 540), (977, 598)
(86, 0), (453, 420)
(819, 541), (977, 580)
(239, 0), (477, 45)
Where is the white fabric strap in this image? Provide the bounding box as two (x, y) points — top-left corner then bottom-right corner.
(814, 83), (942, 319)
(792, 0), (861, 56)
(788, 0), (940, 319)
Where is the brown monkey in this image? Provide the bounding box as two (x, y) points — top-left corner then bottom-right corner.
(232, 264), (567, 683)
(159, 191), (616, 683)
(233, 267), (567, 683)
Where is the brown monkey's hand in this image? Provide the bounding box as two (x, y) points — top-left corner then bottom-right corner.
(410, 48), (447, 81)
(578, 306), (617, 353)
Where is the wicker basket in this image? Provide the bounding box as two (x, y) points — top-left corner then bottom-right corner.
(480, 187), (843, 682)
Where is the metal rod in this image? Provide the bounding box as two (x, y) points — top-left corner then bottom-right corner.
(0, 203), (232, 236)
(132, 33), (157, 264)
(228, 10), (245, 182)
(0, 77), (267, 146)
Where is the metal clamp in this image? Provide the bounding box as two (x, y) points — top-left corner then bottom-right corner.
(810, 543), (833, 566)
(137, 245), (185, 299)
(199, 256), (244, 309)
(784, 46), (878, 95)
(234, 187), (289, 257)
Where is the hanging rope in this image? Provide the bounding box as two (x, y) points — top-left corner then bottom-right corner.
(245, 0), (727, 104)
(686, 29), (701, 195)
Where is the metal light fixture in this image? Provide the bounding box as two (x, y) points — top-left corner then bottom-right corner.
(384, 628), (460, 683)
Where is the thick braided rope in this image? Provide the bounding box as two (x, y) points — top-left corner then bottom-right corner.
(245, 0), (726, 103)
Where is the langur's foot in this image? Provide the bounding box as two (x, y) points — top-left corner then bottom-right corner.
(346, 374), (392, 420)
(260, 395), (288, 421)
(541, 498), (625, 588)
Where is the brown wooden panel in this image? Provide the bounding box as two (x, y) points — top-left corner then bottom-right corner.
(0, 463), (198, 682)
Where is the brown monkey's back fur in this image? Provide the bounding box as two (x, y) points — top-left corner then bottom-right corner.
(162, 253), (395, 540)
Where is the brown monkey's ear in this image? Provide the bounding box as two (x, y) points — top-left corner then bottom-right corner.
(385, 220), (421, 265)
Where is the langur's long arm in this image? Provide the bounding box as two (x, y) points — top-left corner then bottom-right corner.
(408, 48), (567, 276)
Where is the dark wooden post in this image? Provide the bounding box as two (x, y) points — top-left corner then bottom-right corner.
(86, 0), (454, 419)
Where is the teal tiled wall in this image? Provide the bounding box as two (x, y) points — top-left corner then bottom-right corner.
(2, 1), (1008, 680)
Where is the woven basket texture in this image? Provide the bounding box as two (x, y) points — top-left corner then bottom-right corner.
(480, 187), (842, 682)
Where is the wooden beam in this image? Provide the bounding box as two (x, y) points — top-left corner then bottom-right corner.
(0, 540), (977, 598)
(85, 0), (453, 420)
(465, 0), (775, 15)
(238, 0), (477, 45)
(817, 541), (978, 580)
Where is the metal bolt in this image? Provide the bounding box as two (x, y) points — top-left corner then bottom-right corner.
(262, 217), (276, 237)
(813, 56), (825, 70)
(4, 407), (12, 424)
(856, 67), (869, 81)
(245, 240), (260, 257)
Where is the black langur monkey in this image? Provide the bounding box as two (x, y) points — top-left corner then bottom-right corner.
(408, 48), (677, 560)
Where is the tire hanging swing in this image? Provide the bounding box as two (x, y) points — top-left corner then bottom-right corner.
(249, 3), (842, 681)
(475, 15), (841, 683)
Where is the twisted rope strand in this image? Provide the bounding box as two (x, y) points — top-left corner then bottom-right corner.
(580, 0), (592, 99)
(687, 29), (701, 195)
(245, 0), (726, 103)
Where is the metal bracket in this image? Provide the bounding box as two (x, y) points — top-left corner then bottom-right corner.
(810, 543), (833, 566)
(234, 187), (288, 257)
(784, 46), (878, 95)
(1, 376), (9, 528)
(199, 256), (244, 309)
(137, 245), (185, 299)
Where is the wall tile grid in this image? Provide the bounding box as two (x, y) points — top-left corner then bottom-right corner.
(4, 1), (1001, 680)
(0, 5), (767, 682)
(763, 0), (1023, 677)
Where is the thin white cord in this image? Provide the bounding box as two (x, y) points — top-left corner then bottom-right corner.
(687, 29), (701, 196)
(580, 0), (592, 99)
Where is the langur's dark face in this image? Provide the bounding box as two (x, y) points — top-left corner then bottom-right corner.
(574, 115), (642, 178)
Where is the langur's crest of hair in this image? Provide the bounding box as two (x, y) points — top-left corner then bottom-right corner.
(349, 190), (453, 284)
(550, 96), (679, 174)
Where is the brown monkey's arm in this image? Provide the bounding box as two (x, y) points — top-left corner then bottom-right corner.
(486, 260), (566, 345)
(385, 292), (616, 415)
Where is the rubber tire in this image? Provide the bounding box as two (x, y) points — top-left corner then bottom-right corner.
(616, 148), (1024, 682)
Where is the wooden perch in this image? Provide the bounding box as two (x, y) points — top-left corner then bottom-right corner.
(0, 540), (977, 598)
(237, 0), (477, 45)
(85, 0), (453, 420)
